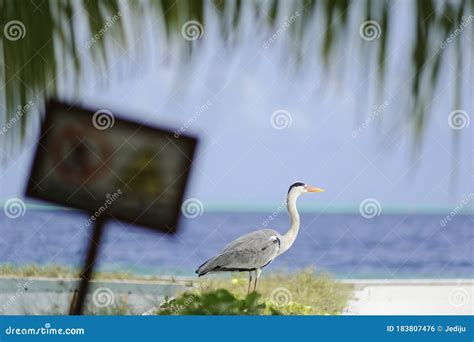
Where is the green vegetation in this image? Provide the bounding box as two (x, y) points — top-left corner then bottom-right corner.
(0, 263), (182, 281)
(0, 263), (142, 280)
(159, 290), (269, 315)
(159, 269), (351, 315)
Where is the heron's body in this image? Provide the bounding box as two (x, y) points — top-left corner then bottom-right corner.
(197, 229), (281, 275)
(195, 182), (324, 293)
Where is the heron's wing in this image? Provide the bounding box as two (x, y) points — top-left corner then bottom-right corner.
(196, 229), (281, 275)
(221, 229), (278, 252)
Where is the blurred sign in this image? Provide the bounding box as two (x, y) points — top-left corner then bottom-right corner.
(27, 100), (197, 233)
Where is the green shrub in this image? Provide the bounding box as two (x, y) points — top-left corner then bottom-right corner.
(192, 269), (351, 315)
(158, 289), (280, 315)
(157, 286), (336, 315)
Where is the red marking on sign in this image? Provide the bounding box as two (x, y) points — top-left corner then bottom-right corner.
(51, 123), (112, 184)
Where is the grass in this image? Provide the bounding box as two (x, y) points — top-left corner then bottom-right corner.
(0, 264), (352, 315)
(0, 263), (158, 280)
(170, 269), (351, 315)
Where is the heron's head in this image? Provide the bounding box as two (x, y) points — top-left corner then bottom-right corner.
(288, 182), (325, 196)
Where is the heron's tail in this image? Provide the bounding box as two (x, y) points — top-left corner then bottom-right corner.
(195, 256), (220, 276)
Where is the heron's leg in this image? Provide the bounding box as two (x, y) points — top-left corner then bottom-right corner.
(247, 272), (253, 295)
(253, 269), (262, 292)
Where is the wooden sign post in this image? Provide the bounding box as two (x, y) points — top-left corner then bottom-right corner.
(26, 100), (197, 314)
(72, 217), (105, 315)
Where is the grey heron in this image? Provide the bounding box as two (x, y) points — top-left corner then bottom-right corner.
(195, 182), (325, 293)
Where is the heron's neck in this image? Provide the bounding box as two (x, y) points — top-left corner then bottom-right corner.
(279, 192), (300, 254)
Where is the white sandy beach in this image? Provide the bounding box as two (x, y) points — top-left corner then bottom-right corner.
(343, 279), (474, 315)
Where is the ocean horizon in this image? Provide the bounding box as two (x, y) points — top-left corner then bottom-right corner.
(1, 209), (471, 279)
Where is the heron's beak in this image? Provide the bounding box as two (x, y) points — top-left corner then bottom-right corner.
(305, 185), (325, 193)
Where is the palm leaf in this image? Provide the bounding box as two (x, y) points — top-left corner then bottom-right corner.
(0, 0), (471, 148)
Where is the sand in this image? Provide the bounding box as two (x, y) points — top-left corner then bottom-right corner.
(343, 279), (474, 315)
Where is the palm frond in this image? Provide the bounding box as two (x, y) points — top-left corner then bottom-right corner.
(0, 0), (471, 148)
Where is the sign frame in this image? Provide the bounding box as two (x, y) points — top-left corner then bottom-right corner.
(26, 99), (198, 234)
